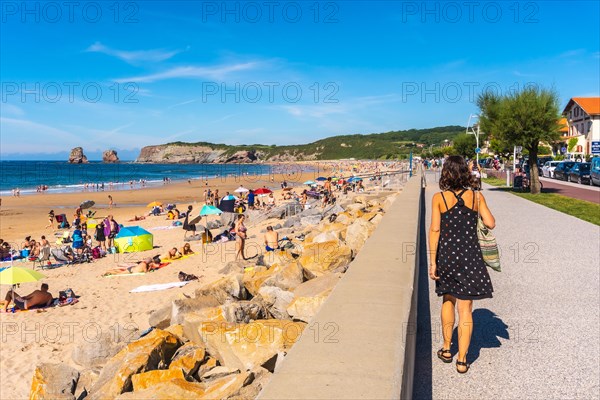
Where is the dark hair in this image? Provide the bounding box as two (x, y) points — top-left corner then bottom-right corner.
(41, 283), (49, 290)
(152, 255), (161, 264)
(237, 214), (244, 220)
(188, 205), (193, 211)
(266, 226), (273, 231)
(439, 156), (474, 191)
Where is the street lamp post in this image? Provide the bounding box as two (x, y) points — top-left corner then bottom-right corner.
(466, 114), (481, 165)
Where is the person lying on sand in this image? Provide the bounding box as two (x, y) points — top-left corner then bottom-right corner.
(102, 256), (162, 276)
(3, 283), (53, 312)
(161, 247), (183, 261)
(128, 215), (146, 222)
(181, 243), (195, 255)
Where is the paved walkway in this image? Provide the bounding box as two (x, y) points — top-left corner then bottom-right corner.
(413, 173), (600, 399)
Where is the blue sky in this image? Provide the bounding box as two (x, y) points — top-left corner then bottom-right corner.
(1, 0), (599, 159)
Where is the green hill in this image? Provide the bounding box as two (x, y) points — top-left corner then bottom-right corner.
(166, 125), (465, 160)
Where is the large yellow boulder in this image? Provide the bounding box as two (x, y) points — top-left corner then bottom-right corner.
(131, 369), (184, 391)
(116, 372), (254, 400)
(194, 273), (246, 304)
(88, 329), (181, 400)
(286, 291), (331, 323)
(297, 241), (352, 277)
(115, 378), (206, 399)
(344, 218), (375, 253)
(242, 266), (275, 296)
(200, 320), (306, 371)
(30, 363), (79, 400)
(201, 372), (254, 399)
(169, 342), (206, 378)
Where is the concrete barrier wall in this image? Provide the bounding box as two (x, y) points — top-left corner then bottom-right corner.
(259, 174), (423, 400)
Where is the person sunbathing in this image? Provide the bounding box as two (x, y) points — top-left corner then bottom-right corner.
(161, 247), (182, 261)
(3, 283), (53, 312)
(103, 256), (162, 276)
(181, 243), (195, 255)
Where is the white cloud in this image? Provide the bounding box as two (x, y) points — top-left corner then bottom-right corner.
(114, 62), (261, 83)
(0, 103), (25, 116)
(85, 42), (184, 64)
(167, 99), (198, 109)
(558, 49), (586, 58)
(0, 117), (81, 153)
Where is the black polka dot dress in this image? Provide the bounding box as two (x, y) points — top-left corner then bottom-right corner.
(435, 189), (493, 300)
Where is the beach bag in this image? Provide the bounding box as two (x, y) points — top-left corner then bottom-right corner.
(91, 246), (101, 259)
(476, 192), (501, 272)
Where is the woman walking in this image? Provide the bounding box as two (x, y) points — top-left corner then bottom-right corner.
(428, 155), (496, 374)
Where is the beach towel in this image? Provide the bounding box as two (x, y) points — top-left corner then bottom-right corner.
(130, 281), (189, 293)
(149, 225), (179, 231)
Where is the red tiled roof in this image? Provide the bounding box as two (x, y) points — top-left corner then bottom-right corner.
(558, 117), (568, 132)
(564, 97), (600, 116)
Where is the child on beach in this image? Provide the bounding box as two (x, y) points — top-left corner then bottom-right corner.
(46, 210), (55, 230)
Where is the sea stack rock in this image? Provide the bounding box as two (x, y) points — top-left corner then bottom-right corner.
(68, 147), (88, 164)
(102, 149), (119, 163)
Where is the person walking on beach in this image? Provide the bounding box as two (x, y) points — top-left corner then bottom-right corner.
(46, 210), (55, 230)
(108, 195), (114, 209)
(234, 214), (247, 260)
(428, 155), (496, 374)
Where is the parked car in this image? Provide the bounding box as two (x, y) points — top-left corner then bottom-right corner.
(537, 156), (554, 167)
(553, 161), (577, 181)
(542, 161), (561, 178)
(567, 163), (591, 184)
(591, 157), (600, 186)
(523, 163), (543, 178)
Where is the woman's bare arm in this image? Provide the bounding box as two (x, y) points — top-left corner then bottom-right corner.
(478, 193), (496, 229)
(428, 194), (441, 279)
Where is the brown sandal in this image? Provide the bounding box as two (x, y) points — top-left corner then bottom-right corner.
(437, 348), (452, 363)
(456, 359), (469, 373)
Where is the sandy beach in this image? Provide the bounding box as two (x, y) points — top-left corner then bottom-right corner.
(0, 161), (406, 399)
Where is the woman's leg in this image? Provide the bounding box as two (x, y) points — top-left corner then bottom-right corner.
(441, 294), (456, 350)
(456, 299), (474, 370)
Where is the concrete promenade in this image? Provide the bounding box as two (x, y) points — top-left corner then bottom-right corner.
(414, 172), (600, 399)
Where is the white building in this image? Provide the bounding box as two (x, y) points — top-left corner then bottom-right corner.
(562, 97), (600, 156)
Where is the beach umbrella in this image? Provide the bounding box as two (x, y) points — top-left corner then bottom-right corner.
(147, 201), (162, 208)
(80, 200), (95, 209)
(0, 266), (46, 286)
(303, 180), (316, 185)
(222, 194), (239, 201)
(348, 177), (363, 182)
(254, 188), (272, 195)
(114, 226), (154, 253)
(200, 205), (222, 216)
(316, 177), (327, 181)
(234, 187), (249, 193)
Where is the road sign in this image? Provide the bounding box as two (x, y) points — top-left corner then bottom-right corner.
(475, 147), (481, 154)
(592, 141), (600, 154)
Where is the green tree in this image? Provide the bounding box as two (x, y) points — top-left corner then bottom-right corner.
(477, 87), (561, 194)
(488, 136), (513, 159)
(452, 134), (477, 158)
(567, 137), (578, 152)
